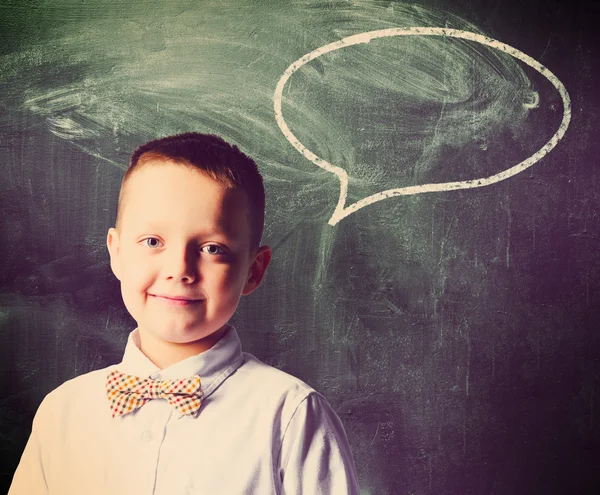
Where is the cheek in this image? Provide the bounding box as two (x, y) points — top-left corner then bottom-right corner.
(121, 257), (156, 292)
(210, 264), (246, 294)
(119, 266), (153, 322)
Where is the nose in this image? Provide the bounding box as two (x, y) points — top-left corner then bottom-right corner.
(164, 244), (198, 283)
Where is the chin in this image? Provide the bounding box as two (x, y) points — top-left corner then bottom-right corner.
(154, 323), (222, 344)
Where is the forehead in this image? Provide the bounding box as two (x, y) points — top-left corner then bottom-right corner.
(120, 161), (250, 235)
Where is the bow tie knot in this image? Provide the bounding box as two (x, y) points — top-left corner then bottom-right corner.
(106, 370), (203, 418)
(143, 378), (194, 399)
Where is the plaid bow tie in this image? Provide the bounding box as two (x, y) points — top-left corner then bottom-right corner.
(106, 369), (204, 418)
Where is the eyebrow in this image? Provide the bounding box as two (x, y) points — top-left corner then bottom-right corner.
(133, 222), (236, 238)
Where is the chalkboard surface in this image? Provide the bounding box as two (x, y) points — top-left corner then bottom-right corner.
(1, 1), (598, 493)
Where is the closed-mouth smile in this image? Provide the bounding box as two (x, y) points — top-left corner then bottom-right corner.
(149, 294), (204, 305)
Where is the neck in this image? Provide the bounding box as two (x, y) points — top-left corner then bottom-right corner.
(137, 326), (229, 369)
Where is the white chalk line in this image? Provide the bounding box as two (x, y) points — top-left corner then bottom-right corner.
(273, 27), (572, 225)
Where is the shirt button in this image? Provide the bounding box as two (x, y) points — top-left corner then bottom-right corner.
(141, 430), (154, 443)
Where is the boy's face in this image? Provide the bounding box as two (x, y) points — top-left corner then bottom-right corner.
(106, 159), (270, 364)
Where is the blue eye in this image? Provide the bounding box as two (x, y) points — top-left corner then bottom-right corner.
(201, 244), (225, 255)
(144, 238), (161, 248)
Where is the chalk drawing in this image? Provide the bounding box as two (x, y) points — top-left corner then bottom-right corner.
(274, 27), (572, 225)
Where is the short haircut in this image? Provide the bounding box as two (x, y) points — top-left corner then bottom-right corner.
(116, 133), (265, 251)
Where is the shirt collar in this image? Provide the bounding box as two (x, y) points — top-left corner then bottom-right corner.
(116, 325), (244, 400)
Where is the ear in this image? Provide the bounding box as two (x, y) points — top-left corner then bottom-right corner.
(106, 227), (122, 281)
(242, 245), (272, 296)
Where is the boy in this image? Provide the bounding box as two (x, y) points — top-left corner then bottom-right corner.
(9, 133), (359, 494)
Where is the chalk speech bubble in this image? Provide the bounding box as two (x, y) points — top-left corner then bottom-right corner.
(274, 27), (572, 226)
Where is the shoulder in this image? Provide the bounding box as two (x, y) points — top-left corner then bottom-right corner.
(48, 365), (117, 399)
(237, 357), (361, 492)
(230, 353), (337, 429)
(36, 365), (117, 422)
(237, 352), (317, 400)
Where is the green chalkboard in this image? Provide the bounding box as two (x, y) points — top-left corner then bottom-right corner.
(1, 1), (598, 493)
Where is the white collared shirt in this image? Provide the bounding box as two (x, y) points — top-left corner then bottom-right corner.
(9, 326), (360, 495)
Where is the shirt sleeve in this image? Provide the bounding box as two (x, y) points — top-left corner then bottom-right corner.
(8, 397), (50, 495)
(279, 392), (360, 495)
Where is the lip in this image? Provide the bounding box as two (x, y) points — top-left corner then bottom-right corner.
(149, 294), (204, 305)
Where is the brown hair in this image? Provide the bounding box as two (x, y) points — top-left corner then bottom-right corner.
(116, 133), (265, 251)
